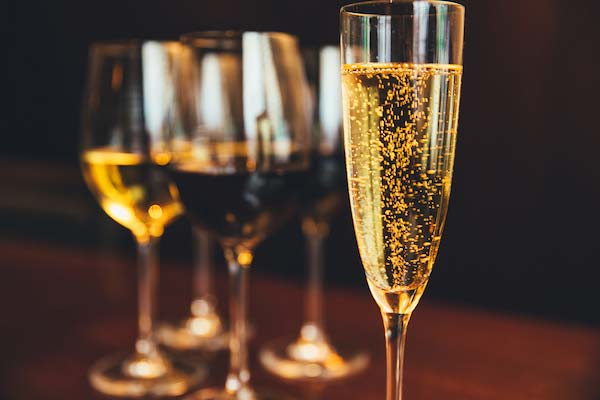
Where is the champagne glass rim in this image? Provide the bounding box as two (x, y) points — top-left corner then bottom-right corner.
(180, 30), (298, 48)
(341, 0), (464, 17)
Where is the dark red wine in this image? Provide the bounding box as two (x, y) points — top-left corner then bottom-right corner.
(301, 152), (347, 225)
(170, 167), (306, 248)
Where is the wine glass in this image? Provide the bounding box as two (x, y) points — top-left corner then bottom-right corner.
(80, 41), (205, 397)
(169, 31), (311, 399)
(341, 1), (465, 399)
(259, 46), (369, 381)
(157, 227), (229, 352)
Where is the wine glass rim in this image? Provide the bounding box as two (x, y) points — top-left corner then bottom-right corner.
(301, 44), (340, 52)
(180, 30), (298, 47)
(89, 40), (180, 55)
(341, 0), (464, 17)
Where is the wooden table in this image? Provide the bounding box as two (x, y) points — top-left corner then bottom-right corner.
(2, 239), (599, 400)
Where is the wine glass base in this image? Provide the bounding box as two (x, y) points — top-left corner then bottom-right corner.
(157, 320), (229, 352)
(89, 352), (206, 397)
(259, 336), (369, 381)
(185, 387), (295, 400)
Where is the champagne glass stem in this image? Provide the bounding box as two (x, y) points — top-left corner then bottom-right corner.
(224, 247), (252, 395)
(192, 227), (215, 315)
(136, 236), (160, 356)
(302, 230), (327, 340)
(382, 313), (410, 400)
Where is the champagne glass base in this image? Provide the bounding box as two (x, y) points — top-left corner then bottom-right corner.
(185, 387), (295, 400)
(259, 336), (369, 381)
(157, 318), (229, 352)
(89, 352), (206, 397)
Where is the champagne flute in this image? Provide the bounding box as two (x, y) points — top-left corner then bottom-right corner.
(169, 31), (311, 400)
(157, 227), (229, 352)
(341, 1), (465, 399)
(80, 41), (205, 397)
(259, 46), (369, 381)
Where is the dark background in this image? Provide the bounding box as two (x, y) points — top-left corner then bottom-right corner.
(10, 0), (600, 325)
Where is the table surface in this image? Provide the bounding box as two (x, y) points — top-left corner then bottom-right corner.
(2, 238), (599, 400)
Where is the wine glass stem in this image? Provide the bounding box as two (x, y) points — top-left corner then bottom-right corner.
(382, 312), (410, 400)
(192, 227), (215, 314)
(135, 236), (160, 356)
(224, 247), (252, 394)
(303, 231), (326, 339)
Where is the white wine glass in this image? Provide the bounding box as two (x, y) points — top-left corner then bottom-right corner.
(341, 1), (465, 399)
(80, 41), (205, 397)
(169, 31), (311, 400)
(259, 46), (369, 381)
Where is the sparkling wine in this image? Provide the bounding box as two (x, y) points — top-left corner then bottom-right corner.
(342, 63), (462, 309)
(81, 148), (182, 239)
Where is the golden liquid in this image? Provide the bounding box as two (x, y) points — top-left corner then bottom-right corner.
(342, 63), (461, 311)
(81, 148), (183, 240)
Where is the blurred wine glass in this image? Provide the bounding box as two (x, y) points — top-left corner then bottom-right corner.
(157, 227), (229, 352)
(169, 31), (311, 400)
(80, 41), (205, 397)
(259, 46), (369, 381)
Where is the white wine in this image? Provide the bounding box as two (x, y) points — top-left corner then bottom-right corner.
(81, 148), (183, 240)
(342, 63), (461, 312)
